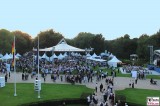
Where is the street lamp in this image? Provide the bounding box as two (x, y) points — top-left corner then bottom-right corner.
(52, 46), (55, 66)
(148, 45), (153, 64)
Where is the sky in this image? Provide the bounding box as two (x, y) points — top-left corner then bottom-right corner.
(0, 0), (160, 40)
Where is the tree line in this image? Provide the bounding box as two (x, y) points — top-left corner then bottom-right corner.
(0, 28), (160, 62)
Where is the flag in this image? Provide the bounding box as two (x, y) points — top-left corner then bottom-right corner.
(12, 41), (15, 67)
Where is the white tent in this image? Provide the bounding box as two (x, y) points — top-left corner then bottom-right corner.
(58, 53), (65, 60)
(41, 53), (49, 61)
(9, 53), (12, 57)
(0, 54), (3, 58)
(109, 53), (114, 58)
(108, 56), (122, 67)
(92, 53), (97, 58)
(86, 53), (91, 57)
(50, 53), (58, 61)
(38, 38), (85, 52)
(87, 56), (106, 62)
(2, 53), (12, 60)
(16, 53), (21, 57)
(63, 52), (68, 57)
(8, 53), (19, 59)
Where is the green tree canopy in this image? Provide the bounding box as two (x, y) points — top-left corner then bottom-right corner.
(34, 29), (63, 48)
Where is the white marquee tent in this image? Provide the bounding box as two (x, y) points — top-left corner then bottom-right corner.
(108, 56), (122, 67)
(38, 38), (85, 52)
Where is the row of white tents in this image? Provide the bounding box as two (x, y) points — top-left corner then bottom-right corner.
(37, 53), (68, 61)
(0, 53), (21, 60)
(86, 52), (122, 67)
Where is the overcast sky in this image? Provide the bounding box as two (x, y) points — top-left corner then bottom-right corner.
(0, 0), (160, 40)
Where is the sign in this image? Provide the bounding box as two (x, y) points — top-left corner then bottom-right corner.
(131, 71), (137, 78)
(147, 97), (159, 106)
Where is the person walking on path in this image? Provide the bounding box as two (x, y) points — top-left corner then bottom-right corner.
(100, 83), (103, 92)
(95, 83), (98, 93)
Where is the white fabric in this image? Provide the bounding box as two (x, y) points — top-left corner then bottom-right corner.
(87, 56), (106, 62)
(50, 53), (58, 61)
(0, 54), (3, 58)
(41, 53), (49, 61)
(131, 71), (137, 78)
(108, 56), (121, 67)
(2, 53), (12, 60)
(86, 53), (91, 57)
(16, 53), (21, 57)
(58, 53), (65, 60)
(63, 52), (68, 57)
(38, 38), (85, 52)
(92, 53), (97, 58)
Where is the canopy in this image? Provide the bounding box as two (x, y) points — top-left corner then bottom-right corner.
(16, 53), (21, 57)
(108, 56), (122, 67)
(154, 50), (160, 56)
(41, 53), (49, 61)
(50, 53), (58, 61)
(2, 53), (12, 60)
(92, 53), (97, 58)
(58, 53), (65, 60)
(0, 54), (3, 58)
(86, 53), (91, 57)
(37, 38), (85, 52)
(87, 56), (106, 62)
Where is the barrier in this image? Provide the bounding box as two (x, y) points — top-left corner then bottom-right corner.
(147, 64), (160, 73)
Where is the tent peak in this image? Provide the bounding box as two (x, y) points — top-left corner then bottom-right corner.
(57, 38), (67, 45)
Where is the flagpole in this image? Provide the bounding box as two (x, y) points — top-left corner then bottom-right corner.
(14, 36), (17, 96)
(37, 36), (40, 98)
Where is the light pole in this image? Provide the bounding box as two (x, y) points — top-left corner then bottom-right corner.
(148, 45), (153, 64)
(52, 47), (55, 67)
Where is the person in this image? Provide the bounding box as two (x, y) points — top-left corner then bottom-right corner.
(132, 82), (134, 88)
(135, 78), (138, 84)
(87, 95), (91, 105)
(44, 75), (46, 83)
(95, 83), (98, 93)
(5, 74), (8, 82)
(9, 72), (10, 79)
(150, 78), (153, 84)
(100, 83), (103, 92)
(61, 75), (63, 81)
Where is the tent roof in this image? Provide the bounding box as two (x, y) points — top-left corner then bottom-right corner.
(37, 38), (85, 52)
(108, 56), (121, 63)
(154, 50), (160, 56)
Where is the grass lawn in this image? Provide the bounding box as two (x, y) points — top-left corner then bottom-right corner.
(115, 88), (160, 106)
(0, 83), (93, 106)
(105, 68), (160, 79)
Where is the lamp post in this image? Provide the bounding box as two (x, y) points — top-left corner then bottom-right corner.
(148, 45), (153, 64)
(52, 47), (55, 67)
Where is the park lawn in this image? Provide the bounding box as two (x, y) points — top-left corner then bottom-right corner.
(0, 83), (93, 106)
(106, 68), (160, 79)
(115, 88), (160, 106)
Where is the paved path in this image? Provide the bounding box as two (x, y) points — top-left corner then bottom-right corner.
(0, 72), (160, 106)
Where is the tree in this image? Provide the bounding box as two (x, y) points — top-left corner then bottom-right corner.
(0, 29), (13, 54)
(73, 32), (95, 49)
(136, 34), (150, 60)
(91, 34), (105, 54)
(33, 29), (63, 48)
(12, 31), (33, 54)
